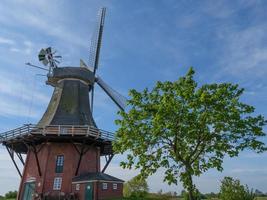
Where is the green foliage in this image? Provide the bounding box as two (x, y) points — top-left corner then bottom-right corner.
(146, 193), (175, 200)
(181, 189), (205, 200)
(123, 175), (149, 198)
(4, 191), (17, 199)
(114, 67), (266, 200)
(204, 192), (218, 199)
(219, 177), (255, 200)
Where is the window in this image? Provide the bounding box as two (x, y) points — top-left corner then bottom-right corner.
(113, 183), (117, 190)
(102, 183), (108, 190)
(76, 184), (80, 191)
(53, 177), (62, 190)
(55, 155), (64, 173)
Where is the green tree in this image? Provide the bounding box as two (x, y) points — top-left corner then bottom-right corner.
(4, 190), (17, 199)
(219, 177), (255, 200)
(123, 175), (149, 198)
(113, 68), (266, 200)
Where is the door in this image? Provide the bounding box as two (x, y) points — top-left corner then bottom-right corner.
(85, 182), (93, 200)
(22, 182), (36, 200)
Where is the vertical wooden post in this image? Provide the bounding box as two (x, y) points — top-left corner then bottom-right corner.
(75, 144), (85, 176)
(32, 145), (42, 177)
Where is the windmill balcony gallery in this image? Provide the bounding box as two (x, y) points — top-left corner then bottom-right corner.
(0, 124), (115, 144)
(0, 8), (125, 200)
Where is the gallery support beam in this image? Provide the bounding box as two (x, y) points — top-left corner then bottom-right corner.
(102, 154), (114, 173)
(16, 152), (25, 166)
(6, 146), (22, 178)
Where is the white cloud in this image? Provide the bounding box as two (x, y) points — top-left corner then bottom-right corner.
(0, 33), (36, 55)
(200, 1), (256, 19)
(0, 96), (41, 118)
(231, 168), (267, 174)
(0, 36), (15, 45)
(9, 47), (20, 52)
(0, 72), (49, 105)
(0, 69), (50, 118)
(0, 1), (88, 48)
(219, 25), (267, 77)
(241, 152), (267, 158)
(23, 40), (33, 55)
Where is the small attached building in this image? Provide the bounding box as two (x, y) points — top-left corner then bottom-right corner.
(72, 172), (124, 200)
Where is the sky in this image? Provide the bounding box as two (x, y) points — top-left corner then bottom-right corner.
(0, 0), (267, 196)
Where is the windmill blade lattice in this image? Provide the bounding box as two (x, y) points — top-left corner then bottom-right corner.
(89, 7), (106, 72)
(88, 7), (106, 113)
(86, 8), (126, 113)
(96, 76), (127, 111)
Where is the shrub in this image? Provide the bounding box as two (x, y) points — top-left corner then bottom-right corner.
(219, 177), (255, 200)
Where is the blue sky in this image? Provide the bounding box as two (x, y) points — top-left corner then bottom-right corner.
(0, 0), (267, 195)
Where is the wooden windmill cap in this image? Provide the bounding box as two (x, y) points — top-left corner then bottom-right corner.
(47, 67), (95, 86)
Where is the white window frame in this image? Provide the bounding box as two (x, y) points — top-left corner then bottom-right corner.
(56, 155), (64, 166)
(76, 184), (80, 191)
(53, 177), (62, 190)
(102, 182), (108, 190)
(55, 155), (64, 173)
(113, 183), (118, 190)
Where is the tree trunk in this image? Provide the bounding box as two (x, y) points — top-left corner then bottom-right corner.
(185, 167), (195, 200)
(187, 175), (194, 200)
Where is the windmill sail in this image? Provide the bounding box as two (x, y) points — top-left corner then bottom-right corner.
(88, 7), (107, 114)
(89, 7), (106, 72)
(96, 76), (126, 111)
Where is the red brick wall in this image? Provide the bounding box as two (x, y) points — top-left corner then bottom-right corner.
(97, 182), (123, 200)
(72, 183), (86, 200)
(72, 182), (123, 200)
(18, 142), (100, 199)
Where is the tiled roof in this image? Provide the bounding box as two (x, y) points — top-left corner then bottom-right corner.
(72, 172), (124, 183)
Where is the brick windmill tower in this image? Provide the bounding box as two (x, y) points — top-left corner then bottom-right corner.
(0, 8), (125, 200)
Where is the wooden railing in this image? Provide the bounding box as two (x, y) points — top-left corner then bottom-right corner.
(0, 124), (114, 143)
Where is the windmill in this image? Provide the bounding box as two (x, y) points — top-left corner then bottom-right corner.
(0, 7), (126, 200)
(38, 47), (62, 74)
(33, 7), (126, 113)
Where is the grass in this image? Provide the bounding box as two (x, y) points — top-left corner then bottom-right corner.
(110, 198), (267, 200)
(0, 198), (16, 200)
(2, 196), (267, 200)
